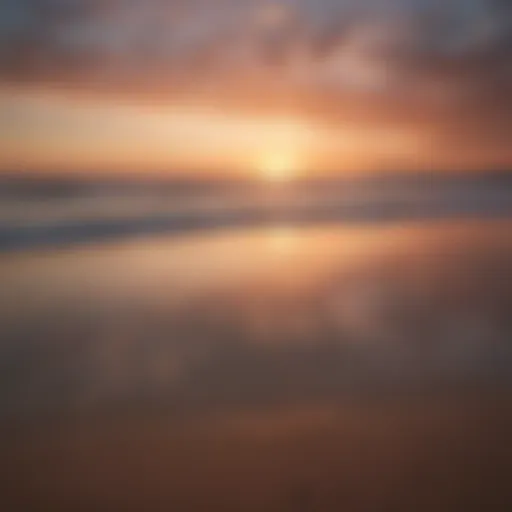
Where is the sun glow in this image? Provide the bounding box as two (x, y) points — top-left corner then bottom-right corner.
(258, 154), (298, 182)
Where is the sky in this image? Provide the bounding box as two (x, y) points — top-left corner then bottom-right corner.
(0, 0), (511, 177)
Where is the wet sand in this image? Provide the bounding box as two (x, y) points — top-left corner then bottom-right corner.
(1, 220), (512, 511)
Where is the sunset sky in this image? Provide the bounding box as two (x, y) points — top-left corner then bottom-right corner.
(0, 0), (511, 177)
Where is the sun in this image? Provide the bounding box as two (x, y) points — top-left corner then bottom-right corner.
(258, 154), (297, 182)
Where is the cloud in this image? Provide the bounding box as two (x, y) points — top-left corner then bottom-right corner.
(0, 0), (511, 162)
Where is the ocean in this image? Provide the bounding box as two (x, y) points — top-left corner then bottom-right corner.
(1, 172), (512, 511)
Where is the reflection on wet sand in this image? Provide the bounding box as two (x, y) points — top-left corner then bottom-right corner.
(1, 220), (512, 511)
